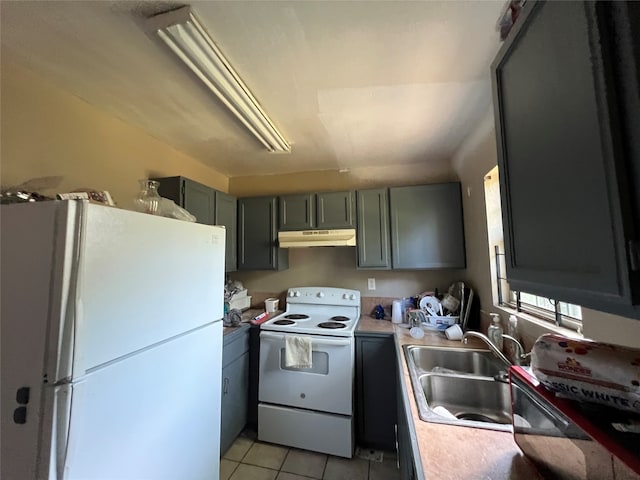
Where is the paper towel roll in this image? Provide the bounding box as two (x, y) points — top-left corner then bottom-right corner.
(392, 300), (403, 323)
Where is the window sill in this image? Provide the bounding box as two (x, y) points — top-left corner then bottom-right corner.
(493, 303), (583, 341)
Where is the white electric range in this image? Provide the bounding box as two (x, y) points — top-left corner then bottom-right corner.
(258, 287), (360, 458)
(260, 287), (360, 336)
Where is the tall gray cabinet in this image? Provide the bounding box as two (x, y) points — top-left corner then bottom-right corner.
(356, 188), (391, 269)
(238, 196), (289, 271)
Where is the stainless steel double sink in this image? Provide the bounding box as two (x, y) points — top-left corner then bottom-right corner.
(404, 345), (513, 432)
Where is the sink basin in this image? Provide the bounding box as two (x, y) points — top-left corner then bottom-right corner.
(403, 345), (513, 432)
(406, 345), (507, 377)
(421, 374), (512, 424)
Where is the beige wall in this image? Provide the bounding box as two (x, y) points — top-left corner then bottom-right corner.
(451, 108), (640, 349)
(231, 247), (465, 302)
(228, 163), (457, 197)
(1, 57), (228, 205)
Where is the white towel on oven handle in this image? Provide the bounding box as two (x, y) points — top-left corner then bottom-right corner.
(285, 335), (313, 368)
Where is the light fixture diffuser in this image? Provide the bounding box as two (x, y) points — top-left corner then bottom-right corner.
(147, 6), (290, 153)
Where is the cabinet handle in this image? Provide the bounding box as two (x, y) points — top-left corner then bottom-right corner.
(223, 377), (229, 394)
(394, 424), (399, 470)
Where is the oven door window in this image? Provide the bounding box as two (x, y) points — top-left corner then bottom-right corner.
(279, 350), (329, 374)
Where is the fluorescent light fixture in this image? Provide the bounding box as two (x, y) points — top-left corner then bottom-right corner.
(147, 6), (290, 153)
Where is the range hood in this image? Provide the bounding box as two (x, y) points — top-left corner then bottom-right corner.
(278, 229), (357, 248)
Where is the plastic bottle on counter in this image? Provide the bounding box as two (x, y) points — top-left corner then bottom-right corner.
(488, 313), (504, 350)
(391, 299), (403, 324)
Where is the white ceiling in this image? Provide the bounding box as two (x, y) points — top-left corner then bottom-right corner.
(1, 1), (504, 178)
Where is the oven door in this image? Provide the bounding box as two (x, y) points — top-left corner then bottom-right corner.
(259, 331), (354, 415)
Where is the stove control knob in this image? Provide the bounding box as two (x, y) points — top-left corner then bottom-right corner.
(350, 294), (356, 300)
(343, 293), (349, 299)
(289, 290), (300, 297)
(317, 292), (324, 298)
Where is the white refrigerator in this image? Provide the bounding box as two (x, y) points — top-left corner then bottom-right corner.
(1, 200), (225, 480)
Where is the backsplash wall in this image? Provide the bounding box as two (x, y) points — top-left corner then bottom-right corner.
(230, 247), (465, 306)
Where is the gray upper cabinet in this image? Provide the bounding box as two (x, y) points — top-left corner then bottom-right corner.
(215, 191), (237, 273)
(389, 183), (466, 270)
(316, 191), (356, 229)
(238, 196), (289, 271)
(492, 1), (640, 318)
(153, 176), (237, 271)
(154, 176), (215, 225)
(279, 193), (316, 230)
(279, 191), (356, 231)
(356, 189), (391, 269)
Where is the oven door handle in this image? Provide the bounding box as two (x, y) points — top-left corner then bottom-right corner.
(260, 331), (352, 346)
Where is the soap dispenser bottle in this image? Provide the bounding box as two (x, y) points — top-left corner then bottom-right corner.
(488, 313), (504, 350)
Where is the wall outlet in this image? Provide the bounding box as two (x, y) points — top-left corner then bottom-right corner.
(367, 278), (376, 290)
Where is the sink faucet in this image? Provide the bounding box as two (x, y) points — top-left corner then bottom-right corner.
(461, 331), (530, 366)
(501, 334), (531, 366)
(461, 331), (512, 366)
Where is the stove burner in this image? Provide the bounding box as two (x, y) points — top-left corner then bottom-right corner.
(273, 319), (295, 325)
(285, 314), (309, 320)
(318, 322), (347, 329)
(330, 316), (350, 322)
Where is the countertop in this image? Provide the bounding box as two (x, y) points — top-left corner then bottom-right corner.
(223, 308), (285, 337)
(357, 316), (542, 480)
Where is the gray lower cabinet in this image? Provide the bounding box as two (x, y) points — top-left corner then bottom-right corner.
(355, 333), (397, 451)
(397, 376), (417, 480)
(238, 196), (289, 270)
(221, 326), (250, 456)
(152, 176), (237, 272)
(279, 191), (356, 231)
(492, 1), (640, 318)
(356, 189), (391, 269)
(389, 183), (466, 269)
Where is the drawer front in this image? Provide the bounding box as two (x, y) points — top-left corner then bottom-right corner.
(223, 330), (249, 367)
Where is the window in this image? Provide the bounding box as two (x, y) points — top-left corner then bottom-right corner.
(484, 166), (582, 331)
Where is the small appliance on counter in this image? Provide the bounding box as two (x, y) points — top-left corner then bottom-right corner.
(510, 366), (640, 479)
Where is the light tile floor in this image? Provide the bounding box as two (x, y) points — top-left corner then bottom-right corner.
(221, 432), (400, 480)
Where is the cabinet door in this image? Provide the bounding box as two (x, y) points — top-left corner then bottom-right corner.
(220, 352), (249, 456)
(279, 193), (316, 230)
(238, 196), (288, 271)
(397, 375), (417, 480)
(389, 184), (466, 269)
(355, 334), (397, 450)
(317, 191), (356, 229)
(215, 191), (237, 272)
(492, 1), (640, 315)
(356, 189), (391, 269)
(183, 179), (216, 225)
(153, 176), (216, 225)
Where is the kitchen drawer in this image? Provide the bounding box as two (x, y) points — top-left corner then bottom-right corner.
(223, 327), (249, 367)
